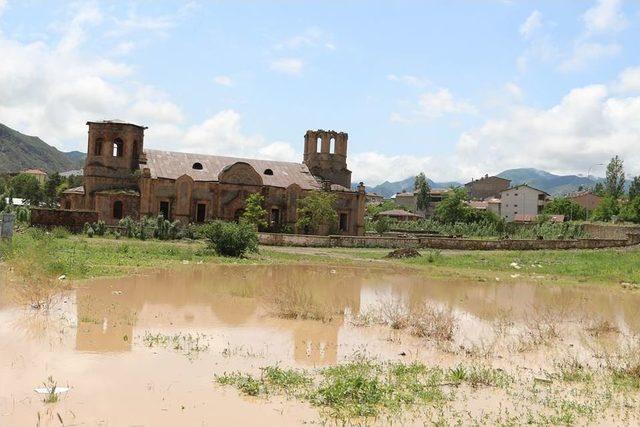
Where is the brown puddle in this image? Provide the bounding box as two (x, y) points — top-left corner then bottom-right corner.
(2, 264), (640, 425)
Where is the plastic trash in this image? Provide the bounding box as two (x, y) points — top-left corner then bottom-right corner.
(57, 275), (66, 281)
(34, 386), (70, 395)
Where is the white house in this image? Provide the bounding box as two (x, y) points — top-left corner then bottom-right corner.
(499, 185), (550, 222)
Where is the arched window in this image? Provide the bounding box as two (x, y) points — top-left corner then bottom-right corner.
(192, 162), (203, 170)
(113, 200), (123, 219)
(94, 138), (103, 156)
(316, 137), (322, 152)
(263, 168), (273, 175)
(113, 138), (124, 157)
(329, 137), (336, 153)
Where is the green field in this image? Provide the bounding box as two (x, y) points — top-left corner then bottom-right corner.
(1, 230), (639, 285)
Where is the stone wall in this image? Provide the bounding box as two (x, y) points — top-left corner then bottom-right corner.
(30, 208), (98, 231)
(259, 232), (637, 250)
(582, 223), (640, 240)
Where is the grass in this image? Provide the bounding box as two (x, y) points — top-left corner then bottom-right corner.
(3, 228), (639, 285)
(142, 332), (210, 358)
(263, 282), (341, 322)
(42, 376), (59, 404)
(216, 360), (448, 422)
(276, 246), (640, 285)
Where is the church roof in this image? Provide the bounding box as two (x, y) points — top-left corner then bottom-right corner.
(143, 149), (322, 190)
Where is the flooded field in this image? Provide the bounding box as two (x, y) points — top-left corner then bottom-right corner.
(2, 264), (640, 425)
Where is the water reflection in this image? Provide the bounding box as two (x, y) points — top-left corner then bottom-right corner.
(14, 264), (640, 361)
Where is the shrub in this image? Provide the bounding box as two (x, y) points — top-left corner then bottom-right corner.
(50, 226), (70, 239)
(374, 216), (391, 235)
(202, 220), (258, 257)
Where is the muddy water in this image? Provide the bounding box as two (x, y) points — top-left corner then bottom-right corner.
(2, 264), (640, 426)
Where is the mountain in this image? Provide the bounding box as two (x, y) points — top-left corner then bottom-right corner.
(496, 168), (601, 196)
(364, 176), (461, 198)
(0, 123), (85, 174)
(362, 168), (604, 199)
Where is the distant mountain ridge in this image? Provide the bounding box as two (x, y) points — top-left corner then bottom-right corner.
(362, 168), (604, 198)
(0, 123), (85, 174)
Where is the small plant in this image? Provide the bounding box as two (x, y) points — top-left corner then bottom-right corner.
(448, 366), (467, 383)
(50, 226), (70, 239)
(42, 376), (59, 403)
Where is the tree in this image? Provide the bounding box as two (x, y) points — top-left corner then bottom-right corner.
(375, 216), (391, 235)
(241, 193), (268, 230)
(593, 182), (606, 197)
(10, 173), (44, 205)
(590, 195), (619, 222)
(414, 172), (431, 212)
(619, 197), (640, 223)
(605, 155), (625, 199)
(629, 176), (640, 201)
(296, 191), (338, 235)
(543, 197), (587, 221)
(434, 187), (469, 224)
(44, 172), (64, 207)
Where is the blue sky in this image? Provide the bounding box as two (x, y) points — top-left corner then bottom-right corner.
(1, 0), (639, 184)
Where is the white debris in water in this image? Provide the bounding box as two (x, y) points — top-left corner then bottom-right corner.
(509, 262), (522, 269)
(510, 274), (521, 278)
(34, 386), (70, 395)
(330, 269), (336, 274)
(495, 277), (501, 282)
(112, 290), (123, 295)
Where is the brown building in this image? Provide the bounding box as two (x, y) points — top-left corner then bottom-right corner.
(62, 121), (365, 235)
(465, 175), (511, 200)
(394, 188), (449, 217)
(566, 191), (603, 214)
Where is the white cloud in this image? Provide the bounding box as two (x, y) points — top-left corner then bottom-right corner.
(387, 74), (430, 88)
(612, 66), (640, 93)
(504, 82), (524, 101)
(519, 10), (543, 39)
(273, 27), (335, 51)
(213, 75), (233, 86)
(269, 58), (303, 75)
(451, 82), (640, 180)
(0, 0), (7, 17)
(583, 0), (628, 34)
(560, 41), (621, 72)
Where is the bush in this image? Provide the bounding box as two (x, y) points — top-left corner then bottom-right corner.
(51, 226), (70, 239)
(374, 216), (391, 235)
(202, 220), (259, 257)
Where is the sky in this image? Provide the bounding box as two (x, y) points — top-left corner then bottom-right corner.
(0, 0), (639, 185)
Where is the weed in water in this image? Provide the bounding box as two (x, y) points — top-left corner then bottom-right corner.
(42, 376), (58, 404)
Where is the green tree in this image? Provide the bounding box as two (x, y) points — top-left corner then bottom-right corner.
(374, 216), (392, 235)
(628, 176), (640, 201)
(605, 155), (625, 199)
(414, 172), (431, 212)
(10, 173), (44, 205)
(434, 187), (469, 224)
(543, 197), (587, 221)
(593, 182), (606, 197)
(590, 195), (620, 222)
(241, 193), (268, 230)
(44, 172), (64, 207)
(296, 191), (338, 235)
(619, 197), (640, 223)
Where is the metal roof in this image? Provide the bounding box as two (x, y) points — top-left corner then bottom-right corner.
(143, 149), (322, 190)
(62, 186), (85, 194)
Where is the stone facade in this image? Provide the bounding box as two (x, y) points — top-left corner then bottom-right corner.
(30, 207), (98, 231)
(61, 121), (365, 235)
(465, 175), (511, 200)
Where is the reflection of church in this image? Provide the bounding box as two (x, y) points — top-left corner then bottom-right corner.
(73, 265), (363, 365)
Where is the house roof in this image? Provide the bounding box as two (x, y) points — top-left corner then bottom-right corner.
(465, 175), (511, 185)
(514, 214), (565, 223)
(566, 190), (602, 199)
(62, 186), (85, 195)
(501, 184), (550, 196)
(22, 168), (48, 175)
(466, 200), (488, 210)
(377, 209), (423, 218)
(143, 149), (322, 190)
(394, 188), (449, 197)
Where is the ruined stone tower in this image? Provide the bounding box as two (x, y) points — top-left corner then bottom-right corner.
(303, 130), (352, 188)
(82, 120), (147, 209)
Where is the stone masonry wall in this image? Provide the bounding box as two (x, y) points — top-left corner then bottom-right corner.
(259, 232), (637, 250)
(30, 208), (98, 231)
